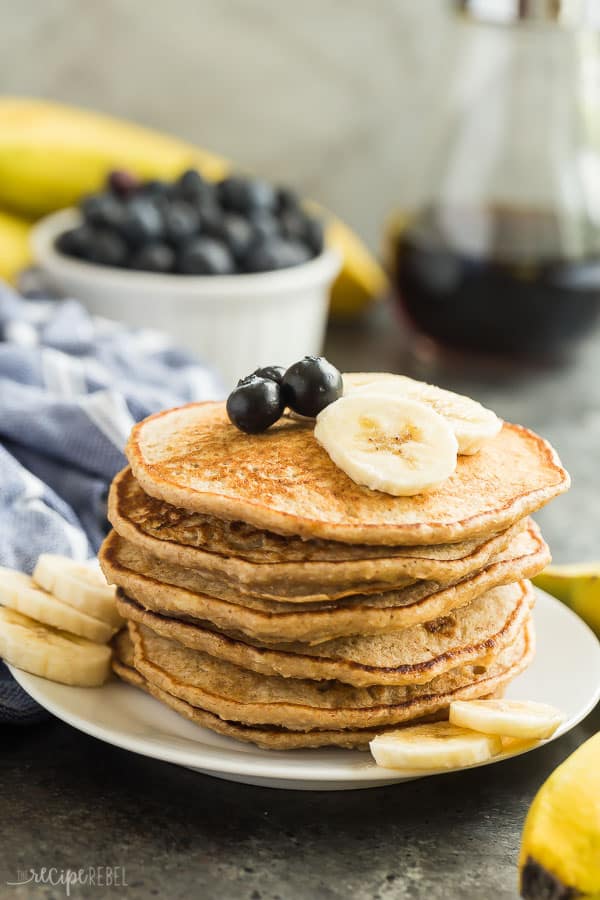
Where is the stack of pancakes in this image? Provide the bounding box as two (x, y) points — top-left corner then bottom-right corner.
(100, 401), (569, 750)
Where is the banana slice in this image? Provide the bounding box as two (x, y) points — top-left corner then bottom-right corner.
(501, 736), (539, 754)
(370, 722), (503, 771)
(344, 373), (502, 455)
(0, 606), (111, 686)
(33, 554), (122, 629)
(450, 699), (564, 740)
(0, 567), (115, 643)
(314, 393), (458, 496)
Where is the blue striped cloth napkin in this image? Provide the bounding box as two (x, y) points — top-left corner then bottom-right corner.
(0, 281), (222, 722)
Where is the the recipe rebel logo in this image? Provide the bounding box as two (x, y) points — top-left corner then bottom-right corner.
(7, 866), (128, 895)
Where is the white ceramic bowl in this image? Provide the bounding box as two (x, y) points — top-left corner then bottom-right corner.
(32, 209), (341, 388)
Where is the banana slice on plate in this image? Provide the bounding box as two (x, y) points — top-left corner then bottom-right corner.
(450, 699), (564, 740)
(0, 606), (111, 687)
(0, 567), (116, 643)
(370, 721), (502, 771)
(343, 373), (502, 455)
(33, 554), (122, 629)
(314, 393), (458, 496)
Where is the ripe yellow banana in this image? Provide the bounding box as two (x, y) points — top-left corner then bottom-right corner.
(0, 96), (228, 218)
(324, 216), (388, 318)
(519, 731), (600, 899)
(0, 97), (387, 316)
(533, 564), (600, 637)
(0, 209), (32, 283)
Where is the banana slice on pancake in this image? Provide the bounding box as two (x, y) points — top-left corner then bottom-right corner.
(450, 699), (563, 740)
(370, 721), (502, 770)
(0, 606), (111, 686)
(314, 393), (458, 496)
(344, 373), (502, 455)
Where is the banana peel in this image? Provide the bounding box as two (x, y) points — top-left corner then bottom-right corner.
(0, 97), (387, 316)
(0, 210), (32, 283)
(533, 565), (600, 637)
(519, 731), (600, 899)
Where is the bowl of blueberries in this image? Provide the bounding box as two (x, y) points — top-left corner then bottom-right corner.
(31, 168), (341, 387)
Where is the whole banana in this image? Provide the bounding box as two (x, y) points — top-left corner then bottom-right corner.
(0, 209), (32, 282)
(519, 732), (600, 899)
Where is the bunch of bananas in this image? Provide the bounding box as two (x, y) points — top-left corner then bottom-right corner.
(0, 97), (387, 316)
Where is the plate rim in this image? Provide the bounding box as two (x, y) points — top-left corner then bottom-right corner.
(9, 589), (600, 785)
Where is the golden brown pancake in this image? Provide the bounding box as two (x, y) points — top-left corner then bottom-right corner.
(108, 484), (527, 601)
(111, 466), (522, 564)
(127, 403), (568, 545)
(129, 619), (533, 731)
(112, 625), (532, 750)
(115, 581), (535, 687)
(100, 523), (548, 643)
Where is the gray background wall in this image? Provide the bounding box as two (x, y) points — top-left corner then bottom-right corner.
(0, 0), (449, 250)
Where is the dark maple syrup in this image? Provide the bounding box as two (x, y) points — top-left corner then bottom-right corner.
(391, 205), (600, 356)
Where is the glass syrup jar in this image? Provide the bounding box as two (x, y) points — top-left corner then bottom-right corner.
(387, 0), (600, 359)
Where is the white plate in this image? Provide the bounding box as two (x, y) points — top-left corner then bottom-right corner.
(10, 590), (600, 791)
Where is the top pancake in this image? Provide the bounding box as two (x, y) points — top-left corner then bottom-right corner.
(127, 401), (569, 545)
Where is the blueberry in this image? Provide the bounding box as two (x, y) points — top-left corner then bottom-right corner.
(251, 365), (286, 384)
(196, 202), (223, 235)
(178, 237), (236, 275)
(226, 376), (284, 433)
(280, 209), (309, 243)
(120, 197), (164, 246)
(218, 176), (276, 214)
(163, 201), (200, 246)
(88, 229), (129, 267)
(55, 225), (96, 259)
(176, 168), (207, 198)
(175, 170), (216, 211)
(81, 193), (125, 230)
(107, 170), (139, 198)
(249, 210), (280, 242)
(130, 242), (175, 273)
(281, 356), (343, 417)
(243, 237), (311, 273)
(216, 213), (255, 261)
(141, 179), (173, 198)
(189, 183), (219, 212)
(279, 210), (324, 256)
(305, 217), (324, 255)
(277, 186), (301, 212)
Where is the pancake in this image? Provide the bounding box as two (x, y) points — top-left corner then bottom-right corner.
(112, 626), (532, 749)
(116, 581), (535, 687)
(129, 618), (533, 731)
(108, 492), (526, 601)
(111, 466), (522, 564)
(127, 403), (569, 545)
(101, 523), (549, 643)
